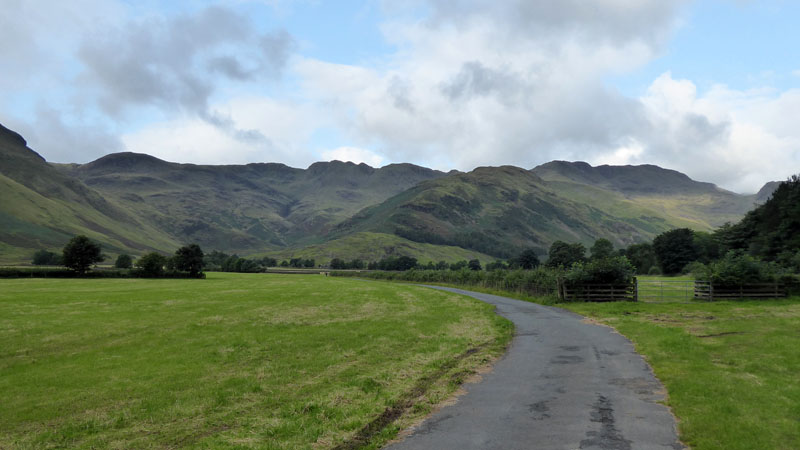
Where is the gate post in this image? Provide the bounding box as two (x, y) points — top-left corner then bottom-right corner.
(633, 277), (638, 302)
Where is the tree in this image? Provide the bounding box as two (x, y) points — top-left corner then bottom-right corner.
(32, 249), (62, 266)
(545, 241), (586, 268)
(590, 238), (614, 260)
(62, 235), (104, 275)
(653, 228), (698, 275)
(174, 244), (204, 276)
(330, 258), (346, 270)
(511, 248), (540, 269)
(114, 254), (133, 269)
(136, 252), (167, 277)
(623, 243), (656, 274)
(467, 259), (482, 271)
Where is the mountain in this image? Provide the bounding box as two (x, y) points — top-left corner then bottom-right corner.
(0, 123), (777, 264)
(56, 153), (446, 254)
(531, 161), (763, 229)
(0, 124), (178, 263)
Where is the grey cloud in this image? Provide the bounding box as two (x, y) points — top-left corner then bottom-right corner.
(388, 76), (415, 112)
(77, 6), (294, 117)
(425, 0), (687, 46)
(440, 61), (527, 104)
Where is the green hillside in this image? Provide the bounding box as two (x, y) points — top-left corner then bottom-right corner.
(57, 153), (446, 253)
(253, 232), (494, 265)
(531, 161), (759, 228)
(0, 122), (773, 265)
(0, 124), (178, 263)
(333, 164), (764, 258)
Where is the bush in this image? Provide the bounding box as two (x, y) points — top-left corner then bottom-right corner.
(32, 250), (62, 266)
(135, 252), (167, 277)
(115, 254), (133, 269)
(698, 251), (784, 287)
(564, 256), (635, 286)
(647, 265), (662, 275)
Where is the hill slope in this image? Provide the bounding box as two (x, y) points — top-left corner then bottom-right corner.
(0, 124), (178, 262)
(333, 163), (769, 258)
(57, 153), (446, 253)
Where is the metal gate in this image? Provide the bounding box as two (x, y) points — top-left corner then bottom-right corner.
(636, 278), (695, 303)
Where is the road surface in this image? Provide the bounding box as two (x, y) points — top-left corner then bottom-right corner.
(385, 286), (684, 450)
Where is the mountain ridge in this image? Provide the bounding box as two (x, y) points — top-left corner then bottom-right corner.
(0, 122), (780, 263)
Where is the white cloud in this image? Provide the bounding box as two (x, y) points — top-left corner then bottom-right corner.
(321, 146), (385, 167)
(121, 97), (318, 167)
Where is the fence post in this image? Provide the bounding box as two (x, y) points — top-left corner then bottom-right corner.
(634, 277), (638, 302)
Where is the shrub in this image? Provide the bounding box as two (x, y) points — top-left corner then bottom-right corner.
(32, 249), (62, 266)
(564, 256), (635, 286)
(698, 251), (784, 287)
(135, 252), (167, 277)
(114, 254), (133, 269)
(647, 265), (662, 275)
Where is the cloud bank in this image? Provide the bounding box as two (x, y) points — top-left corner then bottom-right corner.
(0, 0), (798, 192)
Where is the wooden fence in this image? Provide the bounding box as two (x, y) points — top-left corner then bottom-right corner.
(558, 281), (637, 302)
(694, 281), (786, 300)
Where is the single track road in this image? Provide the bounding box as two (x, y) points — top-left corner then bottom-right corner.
(385, 286), (684, 450)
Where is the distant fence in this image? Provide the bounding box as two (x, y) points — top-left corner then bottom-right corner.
(694, 281), (786, 301)
(558, 281), (637, 302)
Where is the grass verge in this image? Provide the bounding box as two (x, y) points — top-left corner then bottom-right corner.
(0, 273), (512, 449)
(562, 298), (800, 450)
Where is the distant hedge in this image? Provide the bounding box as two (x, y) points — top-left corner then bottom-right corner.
(0, 267), (205, 279)
(331, 268), (559, 298)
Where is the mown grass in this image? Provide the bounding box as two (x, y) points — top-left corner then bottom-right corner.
(563, 298), (800, 450)
(0, 273), (512, 449)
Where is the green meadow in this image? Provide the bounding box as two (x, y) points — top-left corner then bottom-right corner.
(0, 273), (511, 449)
(564, 297), (800, 450)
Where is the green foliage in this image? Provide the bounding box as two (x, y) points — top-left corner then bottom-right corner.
(114, 254), (133, 269)
(653, 228), (698, 275)
(545, 241), (586, 268)
(32, 249), (62, 266)
(589, 238), (614, 260)
(485, 260), (508, 271)
(623, 243), (656, 274)
(333, 267), (561, 299)
(564, 256), (635, 286)
(692, 231), (721, 263)
(367, 256), (418, 271)
(135, 252), (167, 277)
(467, 259), (482, 271)
(62, 235), (104, 275)
(713, 175), (800, 265)
(647, 265), (662, 275)
(697, 251), (783, 287)
(173, 244), (204, 276)
(510, 248), (540, 269)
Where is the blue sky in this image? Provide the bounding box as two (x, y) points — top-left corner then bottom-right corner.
(1, 0), (799, 193)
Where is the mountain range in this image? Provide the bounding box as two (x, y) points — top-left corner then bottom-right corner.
(0, 122), (775, 264)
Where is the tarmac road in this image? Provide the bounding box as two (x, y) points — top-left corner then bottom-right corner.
(385, 286), (685, 450)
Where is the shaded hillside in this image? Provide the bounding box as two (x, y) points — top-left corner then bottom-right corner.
(531, 161), (766, 228)
(57, 152), (446, 252)
(0, 123), (178, 262)
(332, 165), (718, 258)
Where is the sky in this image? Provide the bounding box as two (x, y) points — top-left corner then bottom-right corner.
(1, 0), (799, 193)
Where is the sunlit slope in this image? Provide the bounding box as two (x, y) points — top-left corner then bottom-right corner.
(0, 124), (178, 262)
(253, 232), (495, 265)
(532, 161), (760, 229)
(333, 164), (762, 258)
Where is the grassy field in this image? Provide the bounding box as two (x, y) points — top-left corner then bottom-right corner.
(0, 273), (512, 449)
(563, 298), (800, 450)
